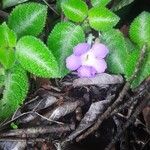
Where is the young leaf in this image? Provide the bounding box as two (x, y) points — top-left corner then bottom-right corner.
(61, 0), (88, 22)
(8, 2), (47, 38)
(0, 64), (28, 121)
(101, 29), (129, 74)
(91, 0), (111, 7)
(88, 6), (120, 31)
(47, 22), (85, 77)
(16, 36), (59, 78)
(0, 23), (16, 69)
(129, 11), (150, 47)
(2, 0), (29, 8)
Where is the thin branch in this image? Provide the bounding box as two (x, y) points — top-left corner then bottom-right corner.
(0, 124), (74, 138)
(42, 0), (59, 15)
(0, 137), (49, 142)
(0, 111), (64, 131)
(105, 93), (150, 150)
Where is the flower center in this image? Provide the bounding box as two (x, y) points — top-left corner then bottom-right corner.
(81, 50), (96, 66)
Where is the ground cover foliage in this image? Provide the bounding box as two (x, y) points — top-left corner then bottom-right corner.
(0, 0), (150, 149)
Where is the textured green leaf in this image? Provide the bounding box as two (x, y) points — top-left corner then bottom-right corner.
(2, 0), (29, 8)
(0, 75), (4, 88)
(47, 22), (85, 77)
(0, 64), (28, 122)
(0, 68), (5, 88)
(111, 0), (135, 11)
(132, 51), (150, 88)
(129, 11), (150, 47)
(124, 38), (137, 53)
(0, 47), (15, 70)
(91, 0), (111, 7)
(56, 0), (66, 12)
(0, 23), (17, 48)
(8, 2), (47, 38)
(0, 23), (16, 69)
(101, 29), (129, 74)
(0, 67), (5, 76)
(125, 47), (150, 88)
(88, 6), (120, 31)
(16, 36), (59, 78)
(61, 0), (88, 22)
(125, 49), (139, 84)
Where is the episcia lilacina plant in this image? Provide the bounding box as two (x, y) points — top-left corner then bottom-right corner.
(0, 0), (150, 124)
(0, 2), (60, 122)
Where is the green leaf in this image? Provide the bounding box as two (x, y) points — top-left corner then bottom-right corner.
(125, 47), (150, 88)
(127, 12), (150, 88)
(61, 0), (88, 22)
(0, 67), (5, 76)
(0, 47), (15, 69)
(111, 0), (135, 11)
(56, 0), (66, 12)
(129, 11), (150, 47)
(11, 122), (18, 129)
(0, 23), (16, 69)
(16, 36), (59, 78)
(0, 75), (4, 88)
(91, 0), (111, 7)
(2, 0), (29, 8)
(132, 51), (150, 88)
(8, 2), (47, 38)
(88, 6), (120, 31)
(0, 68), (5, 89)
(101, 29), (129, 74)
(0, 23), (17, 48)
(0, 64), (28, 122)
(47, 22), (85, 77)
(125, 49), (139, 79)
(124, 38), (137, 53)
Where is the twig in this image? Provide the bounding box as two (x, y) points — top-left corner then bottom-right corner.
(0, 111), (64, 131)
(0, 137), (49, 142)
(111, 74), (150, 118)
(141, 138), (150, 150)
(34, 112), (64, 125)
(76, 82), (130, 142)
(76, 45), (146, 142)
(105, 92), (150, 150)
(42, 0), (59, 15)
(0, 124), (74, 138)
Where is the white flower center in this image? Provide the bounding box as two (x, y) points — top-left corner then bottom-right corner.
(81, 50), (96, 66)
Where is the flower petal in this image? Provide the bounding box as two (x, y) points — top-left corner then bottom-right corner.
(66, 54), (81, 71)
(93, 59), (107, 73)
(77, 66), (96, 77)
(73, 43), (91, 56)
(91, 43), (109, 58)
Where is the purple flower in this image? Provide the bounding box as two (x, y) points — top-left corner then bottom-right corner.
(66, 42), (109, 77)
